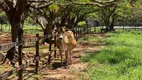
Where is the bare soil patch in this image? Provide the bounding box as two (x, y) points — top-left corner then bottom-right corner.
(0, 32), (37, 45)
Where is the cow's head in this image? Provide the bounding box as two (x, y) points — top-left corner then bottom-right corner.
(54, 26), (69, 40)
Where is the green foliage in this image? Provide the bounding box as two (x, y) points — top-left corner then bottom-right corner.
(77, 21), (86, 27)
(81, 30), (142, 80)
(117, 0), (132, 19)
(49, 4), (58, 11)
(70, 5), (95, 17)
(0, 12), (6, 17)
(0, 11), (8, 24)
(76, 0), (90, 3)
(0, 24), (11, 32)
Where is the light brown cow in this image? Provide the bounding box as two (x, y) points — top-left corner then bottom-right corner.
(55, 26), (77, 65)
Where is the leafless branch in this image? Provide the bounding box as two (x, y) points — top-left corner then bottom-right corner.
(30, 1), (54, 9)
(4, 0), (14, 9)
(72, 0), (116, 7)
(130, 0), (134, 7)
(29, 0), (50, 3)
(0, 0), (10, 12)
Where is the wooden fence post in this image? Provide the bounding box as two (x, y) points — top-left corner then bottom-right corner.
(54, 35), (57, 58)
(75, 28), (77, 37)
(48, 37), (52, 64)
(0, 22), (2, 32)
(79, 28), (81, 37)
(83, 27), (85, 36)
(35, 34), (39, 74)
(76, 28), (78, 40)
(18, 34), (23, 80)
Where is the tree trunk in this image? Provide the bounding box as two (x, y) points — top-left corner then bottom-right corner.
(109, 14), (115, 32)
(109, 24), (114, 32)
(43, 21), (55, 44)
(0, 0), (27, 68)
(10, 18), (23, 40)
(44, 21), (53, 35)
(4, 16), (24, 66)
(67, 18), (75, 29)
(109, 22), (115, 32)
(104, 19), (109, 32)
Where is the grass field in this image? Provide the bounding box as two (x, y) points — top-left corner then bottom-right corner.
(0, 24), (42, 34)
(81, 30), (142, 80)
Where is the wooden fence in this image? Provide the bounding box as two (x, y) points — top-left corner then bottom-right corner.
(0, 27), (87, 80)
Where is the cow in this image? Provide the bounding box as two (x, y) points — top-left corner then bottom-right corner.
(54, 26), (77, 65)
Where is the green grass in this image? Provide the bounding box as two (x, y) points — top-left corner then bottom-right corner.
(23, 25), (42, 34)
(0, 24), (11, 32)
(0, 24), (42, 34)
(81, 30), (142, 80)
(0, 65), (13, 74)
(78, 34), (103, 43)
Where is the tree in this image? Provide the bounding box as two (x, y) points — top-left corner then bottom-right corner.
(30, 0), (116, 32)
(99, 5), (117, 32)
(128, 0), (142, 25)
(0, 0), (28, 67)
(0, 0), (53, 66)
(30, 2), (57, 44)
(66, 5), (97, 28)
(0, 0), (117, 65)
(0, 0), (28, 42)
(93, 0), (136, 32)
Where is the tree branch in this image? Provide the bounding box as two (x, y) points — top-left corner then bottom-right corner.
(4, 0), (14, 9)
(108, 6), (117, 18)
(29, 0), (50, 3)
(30, 15), (45, 31)
(130, 0), (135, 7)
(21, 4), (31, 22)
(30, 1), (54, 9)
(72, 0), (116, 7)
(15, 0), (28, 18)
(0, 0), (9, 13)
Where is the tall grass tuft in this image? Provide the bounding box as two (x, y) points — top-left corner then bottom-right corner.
(78, 35), (103, 43)
(81, 30), (142, 80)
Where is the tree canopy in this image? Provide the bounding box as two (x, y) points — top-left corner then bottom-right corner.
(0, 0), (142, 33)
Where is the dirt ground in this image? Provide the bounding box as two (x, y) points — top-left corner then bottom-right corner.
(0, 33), (104, 80)
(40, 45), (101, 80)
(0, 32), (37, 45)
(37, 34), (104, 80)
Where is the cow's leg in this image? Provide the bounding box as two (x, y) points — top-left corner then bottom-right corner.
(65, 50), (69, 65)
(69, 50), (72, 61)
(60, 50), (63, 65)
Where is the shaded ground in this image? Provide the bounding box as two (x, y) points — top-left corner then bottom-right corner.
(40, 45), (88, 80)
(0, 32), (39, 45)
(0, 32), (11, 45)
(37, 34), (105, 80)
(0, 33), (105, 80)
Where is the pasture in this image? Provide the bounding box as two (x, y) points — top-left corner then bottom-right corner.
(1, 25), (142, 80)
(81, 30), (142, 80)
(0, 0), (142, 80)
